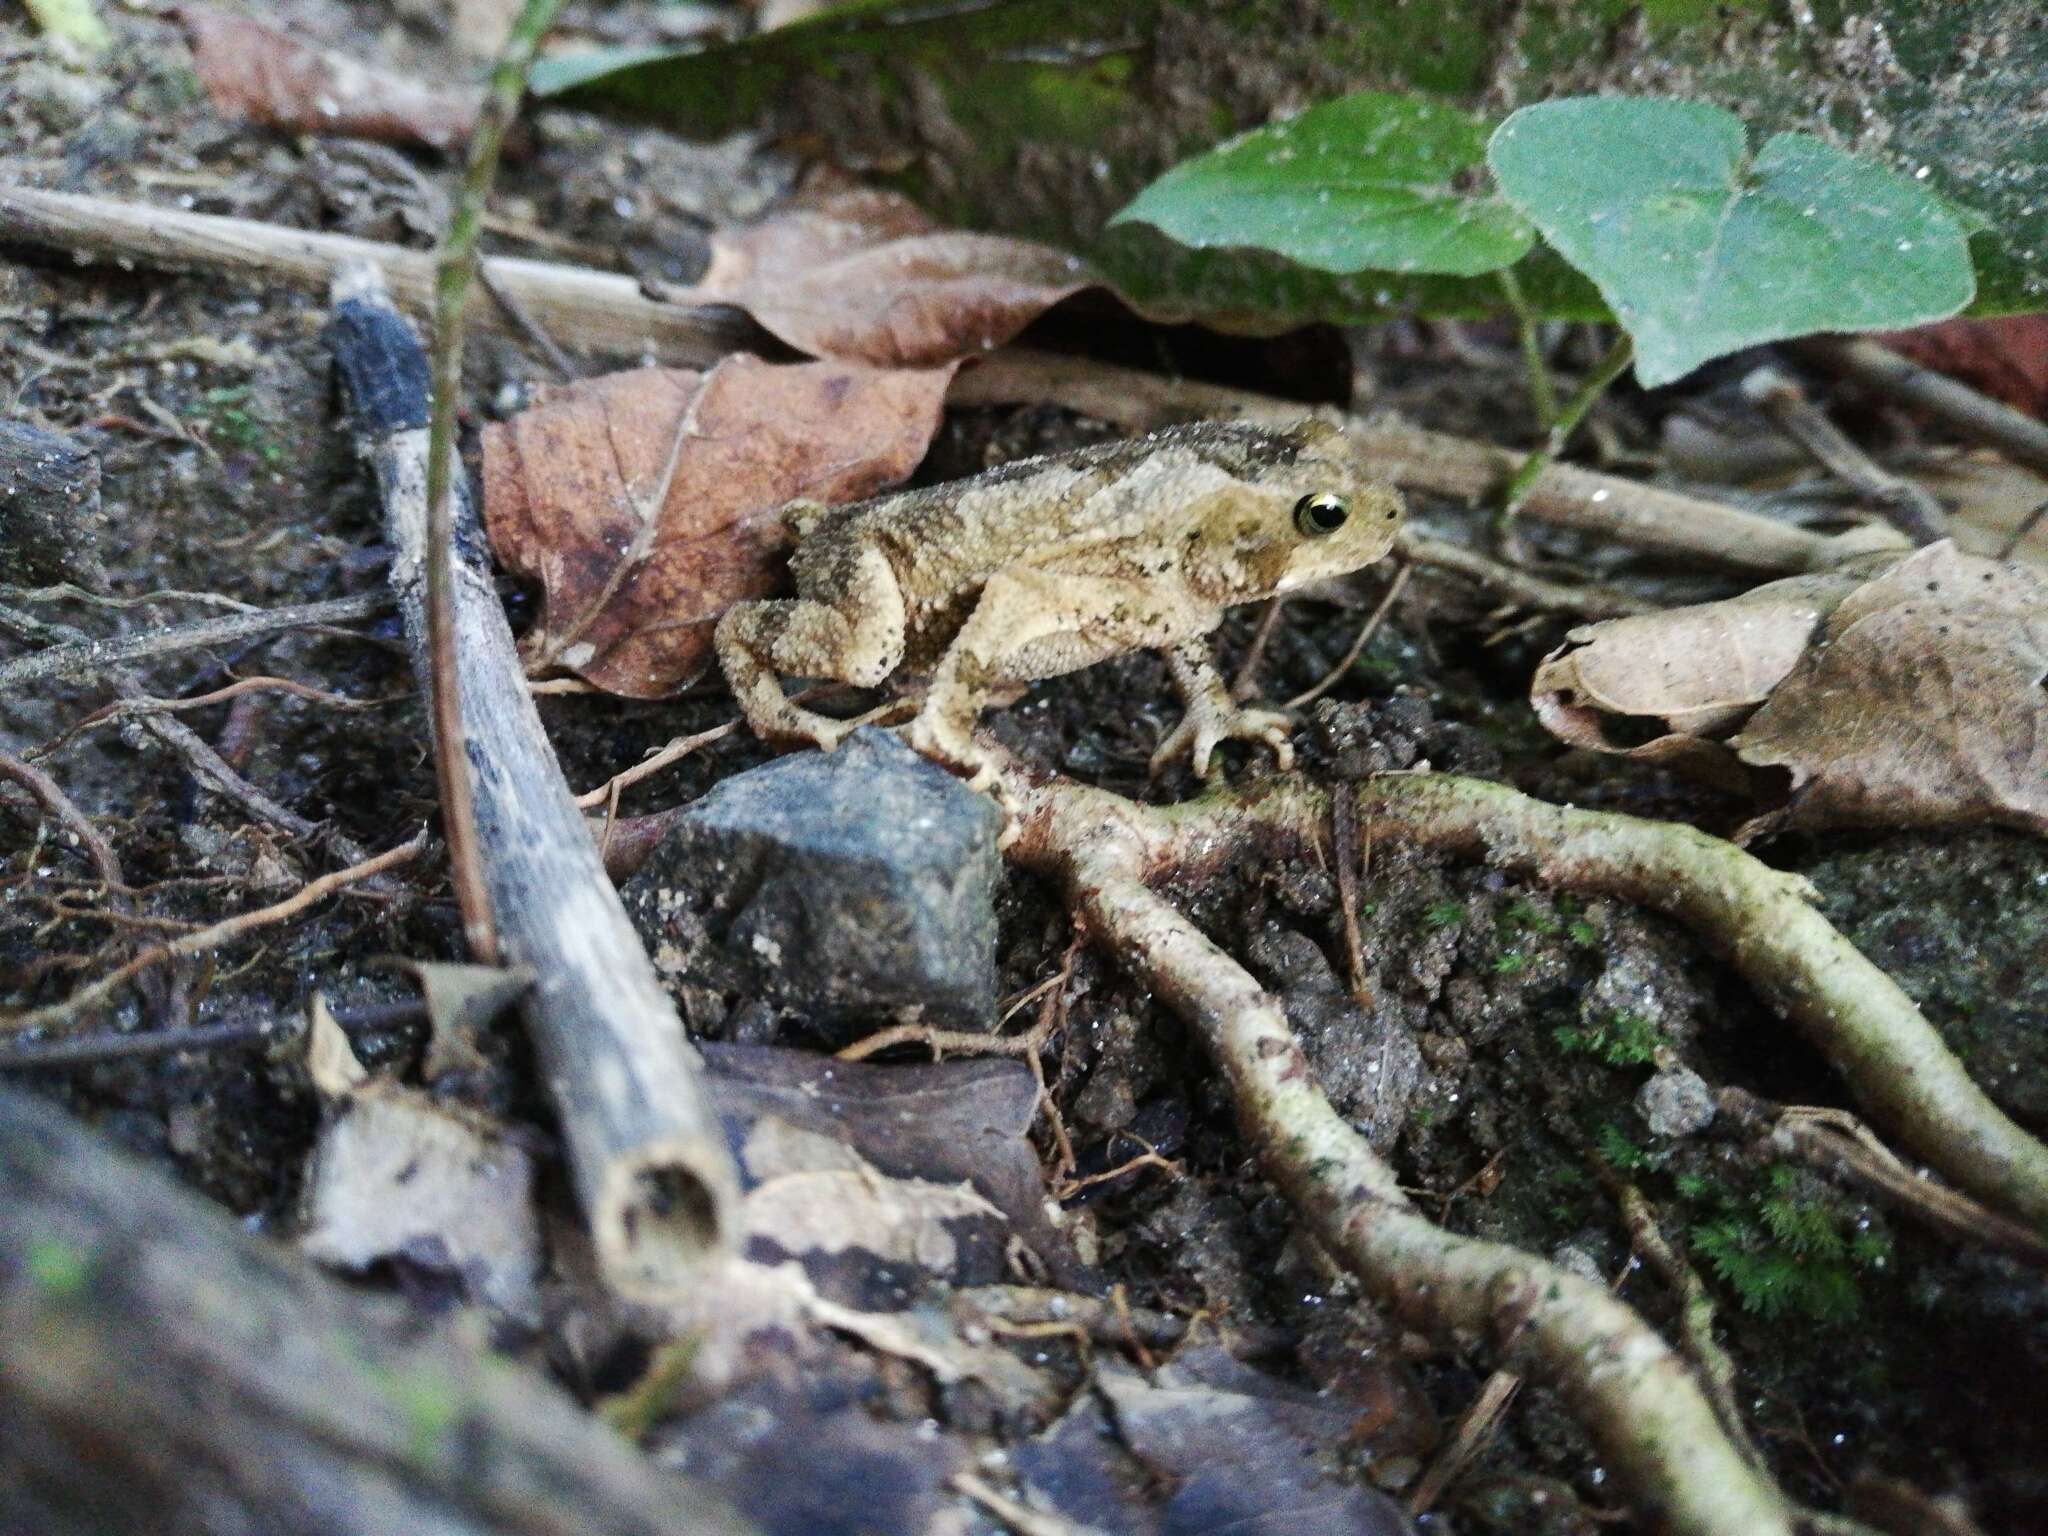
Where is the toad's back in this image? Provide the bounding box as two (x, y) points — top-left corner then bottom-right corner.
(793, 421), (1323, 595)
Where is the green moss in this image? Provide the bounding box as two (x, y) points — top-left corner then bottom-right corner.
(1421, 899), (1467, 930)
(1687, 1168), (1892, 1324)
(25, 1235), (89, 1299)
(1500, 898), (1560, 935)
(368, 1363), (465, 1463)
(600, 1335), (702, 1439)
(1595, 1122), (1654, 1171)
(1490, 949), (1528, 974)
(1553, 1009), (1662, 1066)
(196, 385), (285, 466)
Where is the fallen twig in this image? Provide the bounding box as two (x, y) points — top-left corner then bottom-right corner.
(326, 265), (737, 1299)
(32, 675), (383, 760)
(1713, 1086), (2048, 1268)
(1608, 1177), (1760, 1466)
(0, 590), (390, 694)
(0, 601), (384, 868)
(0, 744), (122, 894)
(0, 589), (391, 696)
(1794, 334), (2048, 481)
(0, 997), (426, 1073)
(1002, 767), (1800, 1536)
(1408, 1368), (1523, 1517)
(2, 831), (425, 1038)
(0, 184), (745, 365)
(1282, 561), (1411, 711)
(1742, 365), (1948, 544)
(1398, 529), (1658, 618)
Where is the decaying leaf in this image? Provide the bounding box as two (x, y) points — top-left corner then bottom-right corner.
(379, 958), (533, 1082)
(178, 4), (481, 151)
(691, 187), (1093, 368)
(482, 354), (950, 697)
(738, 1117), (1005, 1275)
(1734, 544), (2048, 838)
(1532, 543), (2048, 838)
(300, 1004), (542, 1321)
(1530, 566), (1878, 790)
(703, 1042), (1088, 1288)
(1016, 1348), (1418, 1536)
(1912, 452), (2048, 569)
(645, 1352), (970, 1536)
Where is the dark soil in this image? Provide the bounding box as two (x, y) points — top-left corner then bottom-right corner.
(2, 7), (2044, 1535)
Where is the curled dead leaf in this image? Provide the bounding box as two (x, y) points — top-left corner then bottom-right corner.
(1530, 567), (1876, 792)
(178, 4), (480, 151)
(1733, 543), (2048, 838)
(482, 354), (950, 698)
(1531, 543), (2048, 838)
(690, 187), (1093, 368)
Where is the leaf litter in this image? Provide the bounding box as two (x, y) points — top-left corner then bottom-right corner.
(177, 4), (481, 151)
(1533, 542), (2048, 838)
(687, 185), (1094, 368)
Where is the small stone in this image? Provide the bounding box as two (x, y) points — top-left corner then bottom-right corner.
(1550, 1242), (1608, 1284)
(1637, 1066), (1717, 1139)
(622, 729), (1002, 1036)
(0, 419), (106, 589)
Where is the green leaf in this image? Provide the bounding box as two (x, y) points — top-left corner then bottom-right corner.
(535, 1), (2044, 322)
(1110, 92), (1533, 279)
(1487, 97), (1976, 387)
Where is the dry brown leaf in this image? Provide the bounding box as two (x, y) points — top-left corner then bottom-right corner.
(690, 187), (1092, 368)
(482, 354), (950, 697)
(178, 5), (481, 150)
(1531, 543), (2048, 838)
(1530, 568), (1876, 789)
(1733, 543), (2048, 838)
(300, 1089), (542, 1321)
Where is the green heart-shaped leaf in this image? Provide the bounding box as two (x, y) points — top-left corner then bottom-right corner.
(1111, 91), (1535, 279)
(1488, 97), (1975, 387)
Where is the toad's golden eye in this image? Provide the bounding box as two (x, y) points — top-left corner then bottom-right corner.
(1294, 492), (1349, 536)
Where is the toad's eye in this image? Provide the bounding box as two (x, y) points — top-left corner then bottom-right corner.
(1294, 492), (1349, 536)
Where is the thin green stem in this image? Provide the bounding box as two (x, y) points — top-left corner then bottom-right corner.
(425, 0), (565, 964)
(1497, 330), (1633, 531)
(1496, 267), (1557, 427)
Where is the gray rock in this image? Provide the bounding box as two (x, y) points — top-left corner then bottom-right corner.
(0, 419), (105, 589)
(1637, 1066), (1717, 1140)
(622, 729), (1001, 1036)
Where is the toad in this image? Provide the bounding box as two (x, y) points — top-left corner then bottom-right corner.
(714, 419), (1405, 785)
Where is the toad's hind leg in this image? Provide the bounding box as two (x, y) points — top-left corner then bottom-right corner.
(714, 541), (907, 752)
(907, 568), (1195, 782)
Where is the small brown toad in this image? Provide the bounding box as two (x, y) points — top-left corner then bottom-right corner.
(714, 419), (1405, 785)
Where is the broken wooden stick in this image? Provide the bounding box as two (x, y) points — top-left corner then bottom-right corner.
(0, 1085), (760, 1536)
(0, 184), (743, 366)
(0, 588), (391, 695)
(325, 264), (737, 1300)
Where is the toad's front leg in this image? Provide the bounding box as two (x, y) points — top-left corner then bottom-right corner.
(714, 541), (907, 753)
(1151, 638), (1295, 777)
